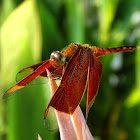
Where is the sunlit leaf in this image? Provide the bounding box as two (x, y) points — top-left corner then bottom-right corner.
(1, 0), (54, 139)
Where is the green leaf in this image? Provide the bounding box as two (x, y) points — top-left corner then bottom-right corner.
(1, 0), (54, 139)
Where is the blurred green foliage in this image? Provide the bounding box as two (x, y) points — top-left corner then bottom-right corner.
(0, 0), (140, 140)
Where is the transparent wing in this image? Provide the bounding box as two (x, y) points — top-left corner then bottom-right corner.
(3, 60), (52, 98)
(16, 61), (63, 85)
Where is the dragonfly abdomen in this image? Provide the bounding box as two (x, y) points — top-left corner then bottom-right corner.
(92, 46), (139, 57)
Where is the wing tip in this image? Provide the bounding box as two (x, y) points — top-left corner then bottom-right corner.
(2, 89), (12, 99)
(2, 93), (8, 99)
(3, 85), (24, 99)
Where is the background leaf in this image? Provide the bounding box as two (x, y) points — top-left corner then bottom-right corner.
(1, 0), (54, 140)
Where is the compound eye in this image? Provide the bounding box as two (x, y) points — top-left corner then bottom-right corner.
(50, 51), (66, 67)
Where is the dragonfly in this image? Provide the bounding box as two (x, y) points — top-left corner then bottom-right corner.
(3, 43), (140, 122)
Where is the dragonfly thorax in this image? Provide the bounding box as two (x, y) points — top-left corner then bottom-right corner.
(50, 51), (66, 67)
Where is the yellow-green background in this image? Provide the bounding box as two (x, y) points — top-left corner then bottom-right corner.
(0, 0), (140, 140)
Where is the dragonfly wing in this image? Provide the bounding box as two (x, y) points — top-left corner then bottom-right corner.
(86, 51), (102, 120)
(18, 60), (47, 73)
(16, 60), (50, 83)
(3, 60), (52, 98)
(44, 47), (90, 119)
(16, 60), (63, 84)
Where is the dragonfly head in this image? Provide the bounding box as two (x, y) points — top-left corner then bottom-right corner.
(50, 51), (66, 67)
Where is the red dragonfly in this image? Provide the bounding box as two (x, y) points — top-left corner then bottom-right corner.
(3, 43), (139, 121)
